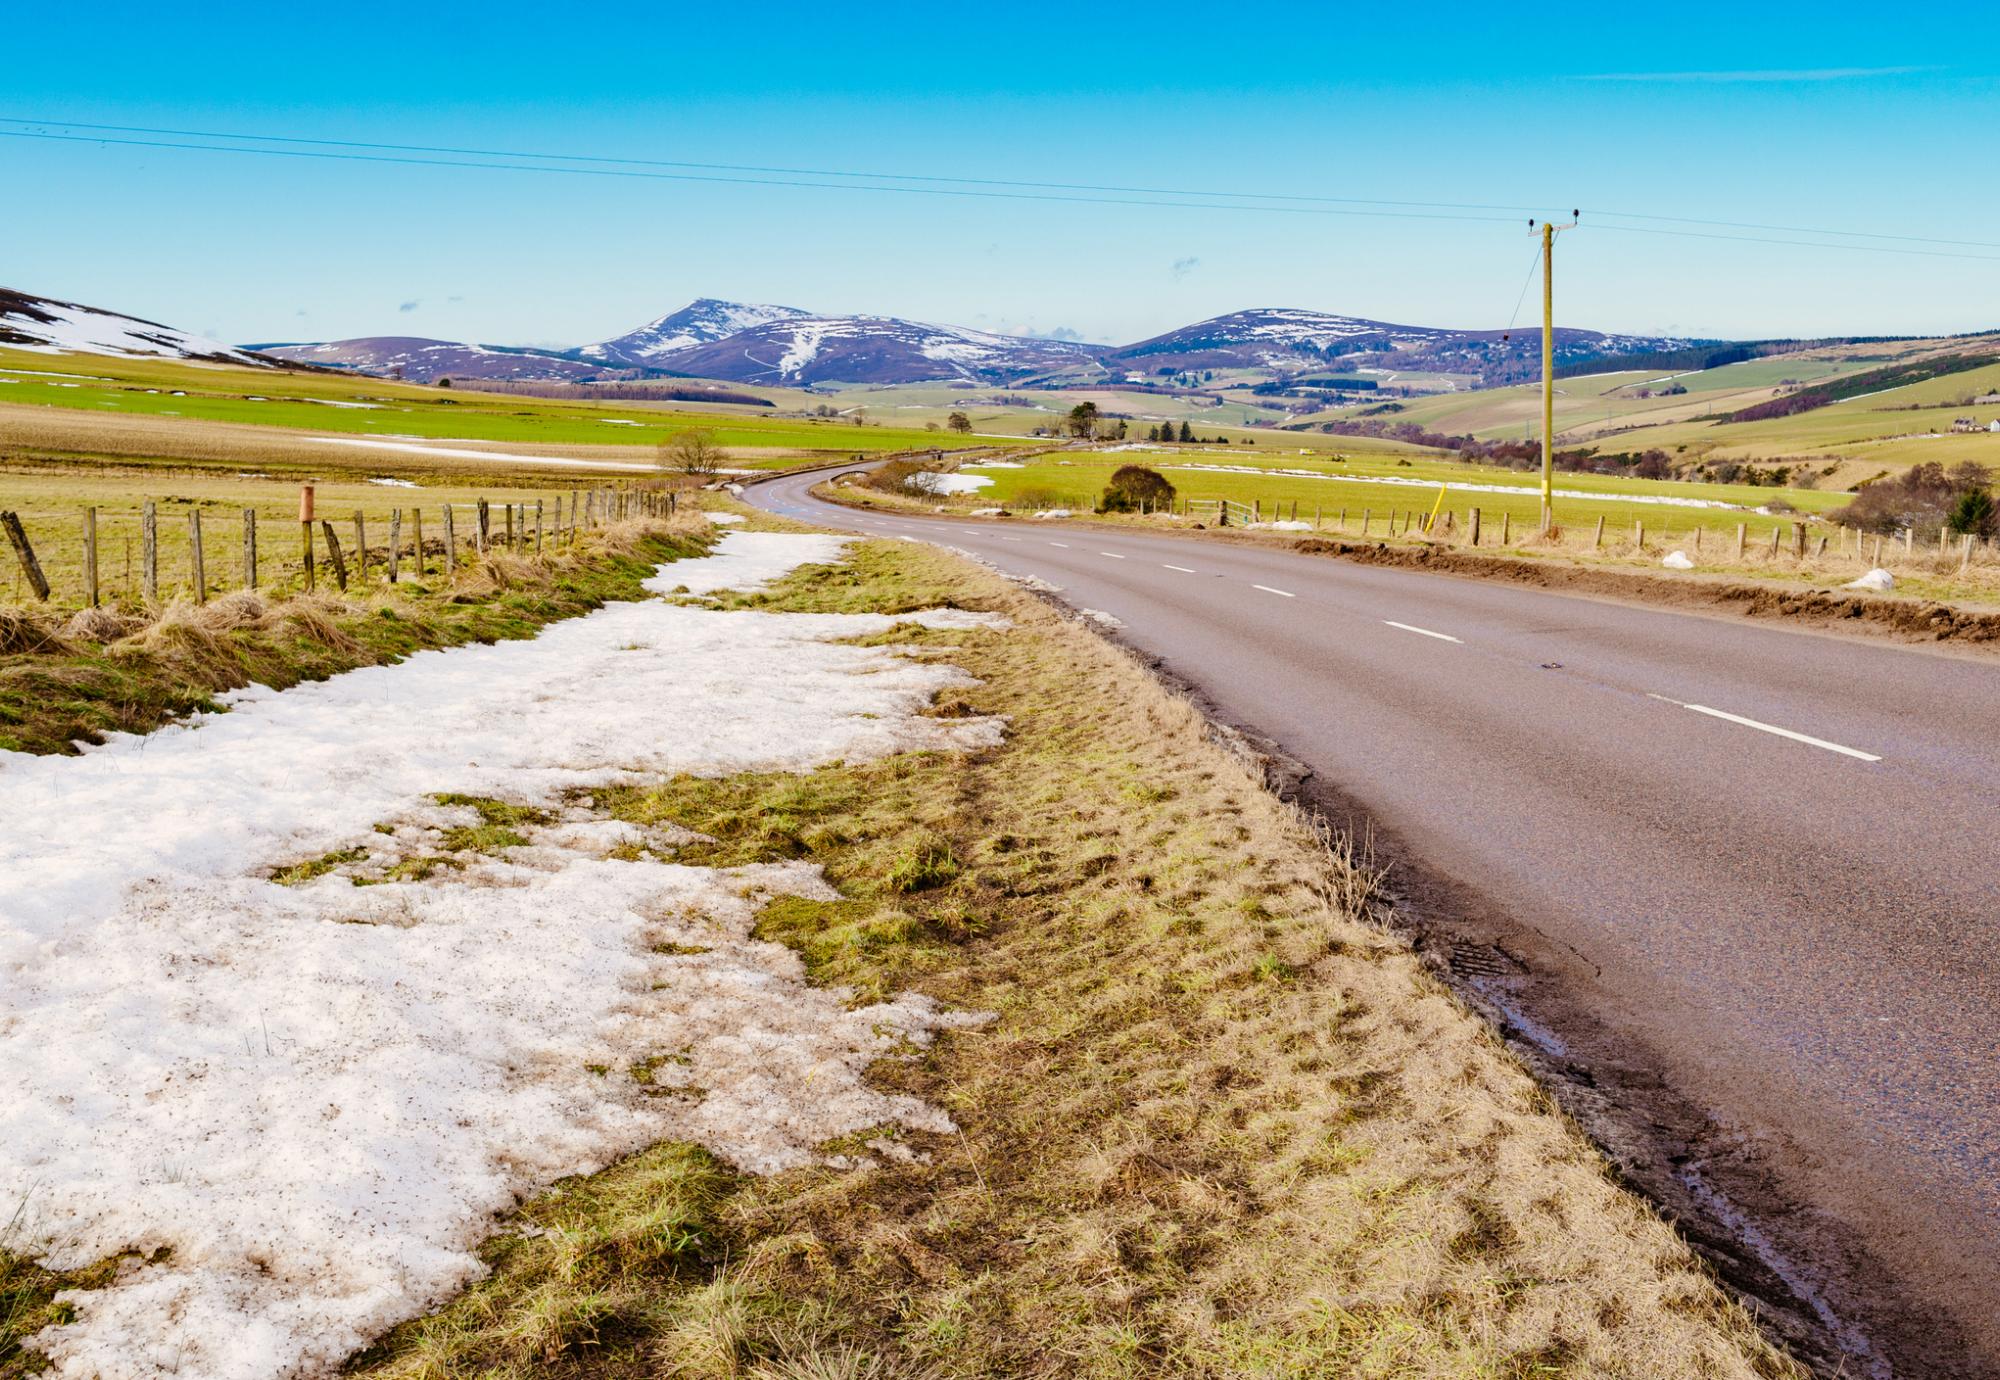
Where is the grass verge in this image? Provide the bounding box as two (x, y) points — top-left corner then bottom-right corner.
(335, 538), (1803, 1379)
(0, 515), (708, 755)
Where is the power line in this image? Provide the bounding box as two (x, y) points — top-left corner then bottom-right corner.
(1584, 207), (2000, 253)
(7, 118), (2000, 263)
(0, 116), (1543, 217)
(0, 129), (1526, 226)
(1589, 220), (2000, 263)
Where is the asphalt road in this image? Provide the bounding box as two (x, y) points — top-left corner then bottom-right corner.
(748, 471), (2000, 1379)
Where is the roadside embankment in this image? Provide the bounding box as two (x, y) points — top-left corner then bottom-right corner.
(339, 533), (1805, 1379)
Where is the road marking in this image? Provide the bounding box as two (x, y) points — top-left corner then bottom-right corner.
(1049, 541), (1070, 548)
(1162, 564), (1197, 573)
(1252, 584), (1295, 598)
(1000, 536), (1021, 542)
(1099, 551), (1126, 559)
(1647, 694), (1882, 762)
(1383, 620), (1461, 643)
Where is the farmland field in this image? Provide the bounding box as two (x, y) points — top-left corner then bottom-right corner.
(0, 348), (968, 457)
(940, 445), (1851, 540)
(1305, 336), (2000, 483)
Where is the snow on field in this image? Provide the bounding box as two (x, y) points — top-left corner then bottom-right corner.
(1, 533), (1005, 1379)
(907, 472), (992, 495)
(706, 511), (747, 525)
(304, 436), (659, 473)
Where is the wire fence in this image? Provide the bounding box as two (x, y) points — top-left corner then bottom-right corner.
(0, 483), (681, 611)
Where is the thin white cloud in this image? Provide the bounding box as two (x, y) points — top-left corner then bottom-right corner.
(1580, 65), (1933, 83)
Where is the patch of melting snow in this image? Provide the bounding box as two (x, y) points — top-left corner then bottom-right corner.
(706, 512), (747, 525)
(1846, 567), (1895, 591)
(1, 532), (1006, 1379)
(366, 476), (419, 488)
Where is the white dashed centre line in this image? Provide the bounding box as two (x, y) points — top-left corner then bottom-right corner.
(1162, 564), (1197, 573)
(1000, 536), (1021, 542)
(1383, 620), (1461, 643)
(1049, 542), (1070, 548)
(1647, 694), (1882, 762)
(1252, 584), (1295, 598)
(1099, 552), (1126, 560)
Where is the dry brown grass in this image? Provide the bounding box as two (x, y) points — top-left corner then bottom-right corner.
(347, 538), (1803, 1380)
(0, 514), (710, 755)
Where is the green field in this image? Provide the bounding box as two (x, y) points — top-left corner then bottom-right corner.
(0, 348), (970, 456)
(942, 445), (1849, 539)
(1305, 337), (2000, 482)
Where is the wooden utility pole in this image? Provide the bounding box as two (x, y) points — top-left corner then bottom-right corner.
(1532, 212), (1580, 532)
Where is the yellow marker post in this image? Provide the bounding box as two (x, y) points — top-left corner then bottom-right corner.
(1424, 483), (1450, 537)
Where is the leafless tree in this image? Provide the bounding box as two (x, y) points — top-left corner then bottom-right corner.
(660, 429), (724, 478)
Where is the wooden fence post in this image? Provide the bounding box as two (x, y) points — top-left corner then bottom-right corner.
(1360, 509), (1371, 536)
(143, 500), (159, 600)
(1592, 515), (1605, 549)
(190, 509), (207, 603)
(442, 505), (457, 572)
(535, 499), (544, 555)
(1468, 508), (1481, 546)
(243, 509), (257, 590)
(504, 502), (515, 550)
(1633, 519), (1644, 550)
(1768, 527), (1780, 560)
(353, 512), (367, 583)
(388, 509), (402, 583)
(1500, 511), (1510, 544)
(83, 507), (99, 607)
(476, 500), (489, 555)
(1, 511), (50, 601)
(412, 507), (425, 576)
(321, 520), (349, 590)
(299, 484), (316, 592)
(1734, 523), (1746, 560)
(1794, 524), (1807, 560)
(1962, 533), (1975, 573)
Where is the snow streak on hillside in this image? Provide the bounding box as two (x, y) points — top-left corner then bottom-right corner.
(0, 533), (1004, 1379)
(0, 289), (266, 365)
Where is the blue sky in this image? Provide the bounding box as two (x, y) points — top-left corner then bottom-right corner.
(6, 1), (1996, 349)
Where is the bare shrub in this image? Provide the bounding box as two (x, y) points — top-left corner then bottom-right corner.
(661, 430), (725, 478)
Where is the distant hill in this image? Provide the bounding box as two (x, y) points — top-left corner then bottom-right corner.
(0, 288), (278, 367)
(642, 314), (1104, 386)
(579, 298), (812, 368)
(1112, 308), (1696, 385)
(250, 336), (612, 384)
(3, 287), (1711, 393)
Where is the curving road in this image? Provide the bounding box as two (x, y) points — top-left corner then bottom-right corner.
(748, 469), (2000, 1379)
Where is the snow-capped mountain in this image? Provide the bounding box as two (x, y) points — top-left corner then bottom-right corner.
(251, 337), (610, 384)
(1113, 308), (1692, 384)
(646, 314), (1103, 386)
(580, 299), (812, 368)
(0, 288), (275, 366)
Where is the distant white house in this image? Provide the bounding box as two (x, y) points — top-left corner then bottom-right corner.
(1991, 419), (2000, 433)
